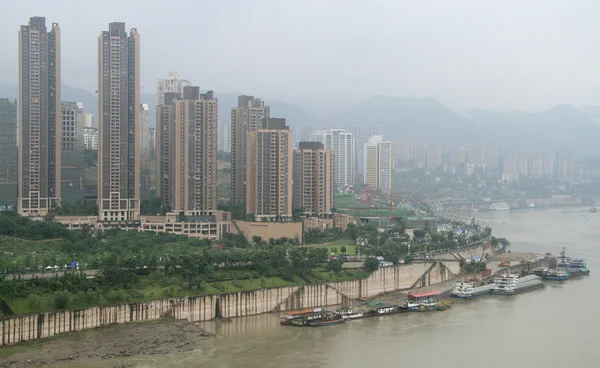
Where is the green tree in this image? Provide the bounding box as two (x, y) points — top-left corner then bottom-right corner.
(28, 293), (41, 308)
(327, 259), (344, 273)
(364, 257), (380, 273)
(51, 290), (72, 309)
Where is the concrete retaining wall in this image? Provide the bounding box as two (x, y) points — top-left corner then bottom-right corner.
(0, 260), (459, 346)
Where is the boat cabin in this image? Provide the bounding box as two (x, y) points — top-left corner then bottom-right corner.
(408, 291), (440, 306)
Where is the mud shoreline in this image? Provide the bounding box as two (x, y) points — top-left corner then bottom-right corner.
(0, 319), (213, 368)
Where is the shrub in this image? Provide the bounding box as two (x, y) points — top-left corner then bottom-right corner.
(51, 290), (71, 309)
(340, 246), (347, 253)
(105, 289), (129, 303)
(27, 293), (41, 308)
(199, 281), (209, 292)
(364, 257), (380, 273)
(212, 282), (225, 291)
(232, 280), (243, 289)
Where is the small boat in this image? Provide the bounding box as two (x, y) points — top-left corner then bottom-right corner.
(436, 301), (453, 311)
(590, 207), (597, 213)
(532, 267), (548, 277)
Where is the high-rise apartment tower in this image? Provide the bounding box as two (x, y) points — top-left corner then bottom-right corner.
(310, 129), (354, 188)
(97, 22), (140, 222)
(0, 99), (18, 209)
(293, 142), (334, 216)
(246, 118), (292, 221)
(155, 72), (191, 106)
(231, 96), (270, 204)
(18, 17), (61, 216)
(156, 87), (218, 212)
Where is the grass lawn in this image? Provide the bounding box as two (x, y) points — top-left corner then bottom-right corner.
(334, 194), (367, 209)
(308, 241), (358, 256)
(310, 268), (369, 283)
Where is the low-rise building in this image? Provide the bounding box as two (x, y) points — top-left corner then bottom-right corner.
(303, 213), (356, 232)
(56, 210), (232, 240)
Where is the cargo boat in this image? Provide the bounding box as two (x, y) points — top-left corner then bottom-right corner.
(491, 273), (544, 295)
(286, 311), (332, 326)
(307, 317), (346, 327)
(335, 307), (370, 320)
(450, 280), (495, 299)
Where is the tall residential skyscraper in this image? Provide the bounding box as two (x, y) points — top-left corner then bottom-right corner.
(156, 87), (218, 212)
(377, 140), (393, 193)
(293, 142), (334, 215)
(556, 147), (574, 182)
(246, 118), (292, 221)
(140, 103), (150, 173)
(98, 22), (140, 222)
(0, 99), (18, 209)
(231, 96), (270, 204)
(61, 102), (85, 196)
(155, 72), (191, 105)
(364, 136), (379, 188)
(363, 136), (392, 193)
(218, 120), (231, 153)
(310, 129), (354, 187)
(18, 17), (61, 216)
(156, 92), (179, 207)
(426, 143), (442, 170)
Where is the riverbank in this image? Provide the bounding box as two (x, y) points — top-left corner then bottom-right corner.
(0, 319), (213, 368)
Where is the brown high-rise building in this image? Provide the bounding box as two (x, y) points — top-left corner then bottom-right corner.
(18, 17), (61, 216)
(157, 87), (218, 212)
(293, 142), (334, 216)
(246, 118), (292, 221)
(231, 96), (270, 204)
(97, 22), (140, 222)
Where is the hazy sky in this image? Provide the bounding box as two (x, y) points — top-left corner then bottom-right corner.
(1, 0), (599, 111)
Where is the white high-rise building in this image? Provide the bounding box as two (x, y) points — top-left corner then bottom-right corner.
(83, 112), (94, 128)
(83, 128), (98, 151)
(310, 129), (354, 188)
(219, 120), (231, 153)
(363, 136), (392, 193)
(155, 72), (192, 106)
(149, 128), (156, 153)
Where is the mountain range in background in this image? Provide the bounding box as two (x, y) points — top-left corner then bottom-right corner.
(1, 83), (599, 158)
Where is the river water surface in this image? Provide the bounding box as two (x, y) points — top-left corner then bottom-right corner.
(69, 207), (600, 367)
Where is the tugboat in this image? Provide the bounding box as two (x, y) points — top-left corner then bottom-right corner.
(532, 266), (549, 277)
(555, 247), (572, 268)
(543, 268), (569, 281)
